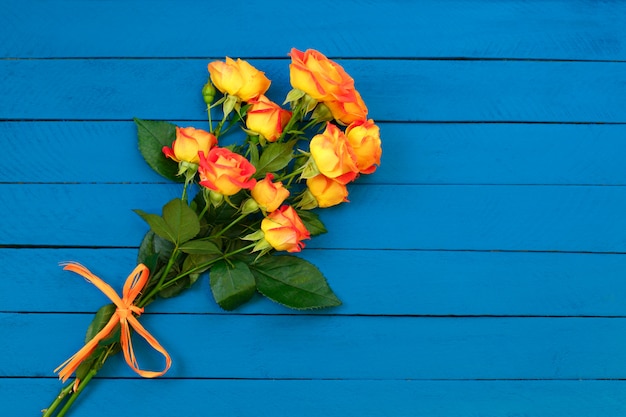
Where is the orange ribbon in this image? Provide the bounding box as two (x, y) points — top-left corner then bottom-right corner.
(55, 262), (171, 383)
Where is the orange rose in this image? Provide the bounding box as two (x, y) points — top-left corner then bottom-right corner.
(162, 127), (217, 164)
(345, 119), (382, 174)
(289, 48), (356, 102)
(198, 147), (256, 196)
(261, 205), (310, 253)
(306, 174), (349, 208)
(251, 173), (290, 212)
(325, 88), (368, 125)
(246, 95), (292, 142)
(309, 123), (359, 184)
(208, 57), (271, 102)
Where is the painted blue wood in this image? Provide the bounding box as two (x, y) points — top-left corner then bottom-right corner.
(2, 60), (625, 122)
(4, 248), (626, 316)
(2, 184), (626, 252)
(1, 1), (625, 60)
(3, 313), (625, 379)
(2, 0), (625, 416)
(4, 122), (626, 186)
(7, 379), (626, 417)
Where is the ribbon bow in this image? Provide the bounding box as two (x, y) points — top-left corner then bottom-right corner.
(55, 262), (171, 383)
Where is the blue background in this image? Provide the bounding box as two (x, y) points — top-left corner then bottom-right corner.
(2, 1), (626, 415)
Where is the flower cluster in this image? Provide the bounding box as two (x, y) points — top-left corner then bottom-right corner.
(157, 48), (382, 253)
(43, 48), (381, 417)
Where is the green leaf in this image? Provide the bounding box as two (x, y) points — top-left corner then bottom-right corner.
(210, 260), (256, 311)
(159, 276), (191, 299)
(99, 324), (121, 347)
(251, 255), (341, 310)
(248, 142), (260, 168)
(182, 252), (221, 275)
(255, 141), (295, 177)
(137, 230), (156, 266)
(137, 230), (166, 273)
(295, 209), (327, 236)
(153, 233), (175, 262)
(135, 199), (200, 245)
(134, 209), (176, 243)
(134, 118), (181, 182)
(158, 255), (203, 299)
(85, 303), (116, 343)
(74, 346), (109, 382)
(179, 239), (222, 255)
(162, 198), (200, 244)
(75, 351), (99, 381)
(75, 302), (123, 381)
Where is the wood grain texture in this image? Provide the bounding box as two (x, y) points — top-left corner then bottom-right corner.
(2, 184), (626, 252)
(3, 313), (625, 379)
(4, 122), (626, 185)
(1, 59), (625, 122)
(7, 379), (626, 417)
(3, 248), (626, 316)
(1, 0), (625, 60)
(2, 0), (625, 415)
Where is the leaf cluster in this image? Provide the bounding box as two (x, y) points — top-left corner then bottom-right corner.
(134, 115), (336, 309)
(130, 68), (346, 311)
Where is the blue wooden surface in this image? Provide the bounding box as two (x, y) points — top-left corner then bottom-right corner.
(1, 1), (626, 416)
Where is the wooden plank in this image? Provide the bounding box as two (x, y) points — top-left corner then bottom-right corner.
(3, 248), (626, 317)
(2, 60), (625, 122)
(2, 184), (626, 252)
(7, 379), (625, 417)
(4, 122), (626, 185)
(1, 1), (625, 60)
(3, 313), (625, 379)
(3, 1), (625, 416)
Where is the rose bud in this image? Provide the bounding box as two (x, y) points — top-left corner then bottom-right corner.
(306, 174), (349, 208)
(162, 127), (217, 164)
(251, 173), (290, 213)
(325, 88), (368, 125)
(246, 95), (292, 142)
(288, 48), (356, 102)
(208, 57), (270, 102)
(309, 123), (359, 185)
(261, 205), (310, 253)
(345, 119), (382, 174)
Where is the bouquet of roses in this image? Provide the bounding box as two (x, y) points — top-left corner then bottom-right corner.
(42, 48), (382, 416)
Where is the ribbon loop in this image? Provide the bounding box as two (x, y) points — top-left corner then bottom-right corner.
(55, 262), (171, 383)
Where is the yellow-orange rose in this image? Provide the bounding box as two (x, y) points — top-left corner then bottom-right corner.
(325, 88), (368, 125)
(345, 119), (382, 174)
(289, 48), (356, 102)
(198, 147), (256, 196)
(246, 95), (292, 142)
(261, 205), (310, 253)
(251, 173), (290, 212)
(162, 127), (217, 164)
(309, 123), (359, 185)
(306, 174), (349, 208)
(208, 57), (271, 102)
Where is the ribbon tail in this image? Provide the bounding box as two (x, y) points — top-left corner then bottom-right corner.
(120, 320), (139, 372)
(54, 314), (120, 383)
(61, 262), (124, 307)
(122, 315), (172, 378)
